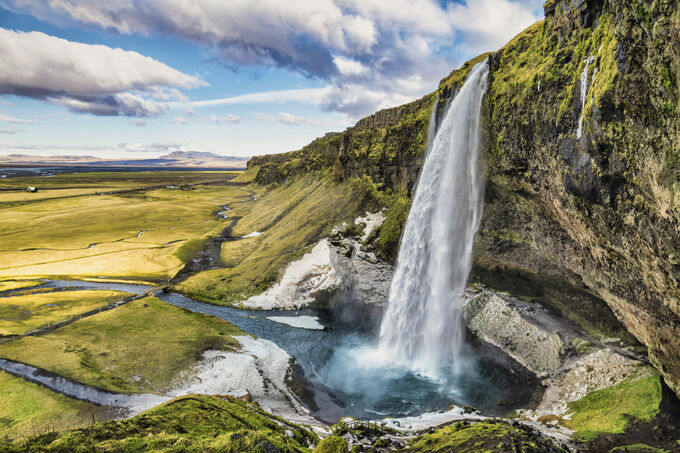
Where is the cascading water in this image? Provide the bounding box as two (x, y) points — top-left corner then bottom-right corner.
(378, 60), (489, 375)
(577, 55), (595, 139)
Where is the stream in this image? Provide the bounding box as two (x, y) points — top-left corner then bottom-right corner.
(0, 279), (541, 424)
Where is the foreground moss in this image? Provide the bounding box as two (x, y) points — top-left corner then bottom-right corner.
(565, 370), (663, 441)
(312, 435), (348, 453)
(0, 297), (243, 394)
(399, 420), (567, 453)
(0, 395), (318, 452)
(609, 445), (670, 453)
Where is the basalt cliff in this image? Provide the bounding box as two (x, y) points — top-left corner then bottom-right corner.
(245, 0), (680, 402)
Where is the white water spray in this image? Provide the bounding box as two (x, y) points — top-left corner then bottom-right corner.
(378, 61), (489, 375)
(577, 56), (595, 139)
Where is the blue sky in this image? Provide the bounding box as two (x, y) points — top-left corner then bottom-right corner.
(0, 0), (543, 159)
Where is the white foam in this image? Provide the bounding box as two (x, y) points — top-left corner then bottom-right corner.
(381, 407), (485, 432)
(267, 315), (324, 330)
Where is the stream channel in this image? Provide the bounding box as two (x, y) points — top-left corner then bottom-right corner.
(0, 279), (540, 424)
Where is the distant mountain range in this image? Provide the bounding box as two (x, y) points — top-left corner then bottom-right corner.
(0, 151), (249, 169)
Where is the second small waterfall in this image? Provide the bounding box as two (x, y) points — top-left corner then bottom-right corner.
(378, 60), (489, 375)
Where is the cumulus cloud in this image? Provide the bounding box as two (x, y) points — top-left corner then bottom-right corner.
(0, 28), (205, 116)
(172, 116), (187, 125)
(253, 112), (349, 127)
(209, 114), (240, 125)
(0, 141), (210, 157)
(3, 0), (542, 118)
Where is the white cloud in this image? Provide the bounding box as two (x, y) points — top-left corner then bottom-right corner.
(3, 0), (542, 118)
(0, 28), (205, 116)
(333, 56), (368, 76)
(0, 128), (18, 134)
(174, 88), (330, 109)
(447, 0), (540, 54)
(172, 116), (187, 125)
(132, 119), (146, 127)
(253, 112), (349, 127)
(209, 114), (240, 125)
(0, 113), (35, 124)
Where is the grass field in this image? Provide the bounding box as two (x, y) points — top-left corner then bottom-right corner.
(175, 173), (383, 304)
(0, 290), (132, 335)
(0, 371), (112, 441)
(0, 296), (244, 394)
(0, 172), (253, 282)
(0, 280), (43, 292)
(0, 188), (120, 204)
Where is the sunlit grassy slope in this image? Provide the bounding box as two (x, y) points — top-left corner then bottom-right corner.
(0, 371), (112, 441)
(564, 370), (663, 441)
(0, 297), (243, 394)
(0, 172), (251, 282)
(0, 290), (131, 335)
(175, 173), (387, 305)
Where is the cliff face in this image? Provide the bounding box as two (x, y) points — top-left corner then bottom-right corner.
(246, 0), (680, 397)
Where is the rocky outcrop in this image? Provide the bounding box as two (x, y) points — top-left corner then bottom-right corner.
(240, 216), (393, 310)
(464, 291), (564, 376)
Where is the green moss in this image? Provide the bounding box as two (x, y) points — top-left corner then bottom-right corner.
(400, 420), (567, 452)
(0, 395), (317, 452)
(570, 337), (594, 355)
(482, 228), (529, 245)
(565, 370), (663, 441)
(609, 445), (669, 453)
(377, 196), (411, 261)
(313, 436), (348, 453)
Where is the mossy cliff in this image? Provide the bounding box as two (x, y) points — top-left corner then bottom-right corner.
(245, 0), (680, 399)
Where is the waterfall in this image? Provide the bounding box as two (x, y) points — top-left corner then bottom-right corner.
(576, 56), (595, 139)
(378, 60), (489, 375)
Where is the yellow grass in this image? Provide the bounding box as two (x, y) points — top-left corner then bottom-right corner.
(0, 184), (254, 281)
(0, 188), (119, 203)
(0, 280), (43, 292)
(0, 290), (131, 335)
